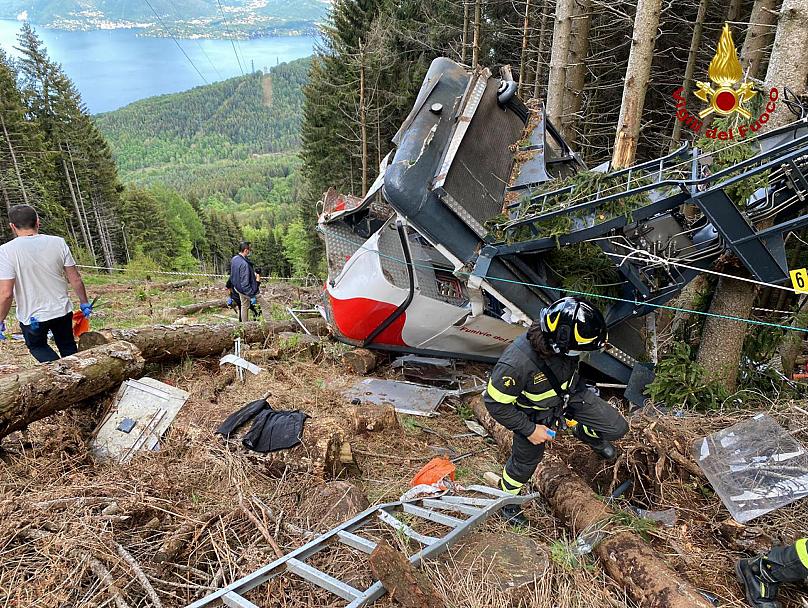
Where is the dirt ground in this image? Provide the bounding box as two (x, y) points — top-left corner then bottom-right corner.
(0, 275), (806, 608)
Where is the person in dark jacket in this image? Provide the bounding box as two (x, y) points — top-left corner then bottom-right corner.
(736, 538), (807, 608)
(484, 296), (629, 524)
(229, 241), (259, 323)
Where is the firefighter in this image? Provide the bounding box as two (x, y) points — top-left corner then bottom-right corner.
(736, 539), (808, 608)
(483, 296), (629, 524)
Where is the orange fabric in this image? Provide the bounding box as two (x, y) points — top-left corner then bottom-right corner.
(410, 457), (456, 487)
(72, 310), (90, 338)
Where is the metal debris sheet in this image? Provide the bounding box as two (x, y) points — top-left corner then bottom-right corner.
(692, 414), (808, 523)
(343, 378), (449, 416)
(91, 378), (190, 463)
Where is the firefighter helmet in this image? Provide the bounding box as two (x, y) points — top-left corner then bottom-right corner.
(539, 297), (607, 355)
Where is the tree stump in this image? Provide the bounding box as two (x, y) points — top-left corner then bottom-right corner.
(300, 481), (370, 531)
(349, 403), (398, 433)
(369, 539), (444, 608)
(343, 348), (380, 375)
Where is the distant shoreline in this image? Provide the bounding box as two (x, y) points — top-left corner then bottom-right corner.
(0, 18), (321, 41)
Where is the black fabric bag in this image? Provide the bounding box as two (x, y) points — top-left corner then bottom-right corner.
(216, 398), (267, 438)
(215, 398), (309, 453)
(242, 409), (309, 453)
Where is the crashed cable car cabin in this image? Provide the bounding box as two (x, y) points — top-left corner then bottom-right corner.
(318, 57), (808, 384)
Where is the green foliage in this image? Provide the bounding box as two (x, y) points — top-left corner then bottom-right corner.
(96, 61), (309, 175)
(456, 401), (474, 421)
(549, 539), (592, 571)
(648, 341), (729, 410)
(509, 170), (654, 237)
(696, 119), (767, 209)
(610, 510), (657, 541)
(544, 242), (623, 304)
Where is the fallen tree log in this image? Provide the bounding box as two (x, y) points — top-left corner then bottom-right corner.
(0, 341), (145, 439)
(0, 320), (329, 439)
(160, 278), (195, 290)
(470, 396), (713, 608)
(161, 299), (229, 318)
(79, 320), (301, 360)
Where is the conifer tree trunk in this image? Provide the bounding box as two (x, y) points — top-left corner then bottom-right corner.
(0, 114), (28, 206)
(739, 0), (779, 79)
(546, 0), (575, 128)
(472, 0), (482, 66)
(671, 0), (710, 145)
(67, 144), (96, 261)
(461, 0), (470, 64)
(611, 0), (662, 169)
(518, 0), (532, 96)
(562, 0), (591, 144)
(61, 151), (93, 256)
(697, 0), (808, 390)
(532, 0), (550, 100)
(726, 0), (744, 23)
(359, 40), (368, 196)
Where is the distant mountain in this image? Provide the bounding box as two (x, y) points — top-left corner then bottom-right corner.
(0, 1), (329, 37)
(94, 57), (309, 202)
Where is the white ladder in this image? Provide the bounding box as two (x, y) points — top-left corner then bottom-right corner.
(187, 485), (537, 608)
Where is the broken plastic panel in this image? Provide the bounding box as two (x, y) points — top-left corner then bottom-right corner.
(219, 354), (263, 375)
(92, 378), (189, 463)
(692, 414), (808, 523)
(343, 378), (449, 416)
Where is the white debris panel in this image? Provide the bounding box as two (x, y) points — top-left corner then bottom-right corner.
(692, 414), (808, 523)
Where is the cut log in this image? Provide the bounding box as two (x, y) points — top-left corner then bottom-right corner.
(342, 348), (380, 375)
(161, 299), (229, 318)
(369, 539), (444, 608)
(79, 320), (301, 360)
(0, 341), (144, 439)
(349, 403), (398, 433)
(470, 395), (713, 608)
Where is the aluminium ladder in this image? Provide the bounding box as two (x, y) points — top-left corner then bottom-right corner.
(187, 485), (537, 608)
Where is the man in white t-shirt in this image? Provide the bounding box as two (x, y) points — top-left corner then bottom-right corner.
(0, 205), (93, 362)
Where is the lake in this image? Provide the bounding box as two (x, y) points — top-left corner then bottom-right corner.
(0, 19), (315, 114)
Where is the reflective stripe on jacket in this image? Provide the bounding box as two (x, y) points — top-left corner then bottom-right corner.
(483, 334), (578, 437)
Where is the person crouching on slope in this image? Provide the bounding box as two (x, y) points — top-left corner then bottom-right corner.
(484, 296), (629, 525)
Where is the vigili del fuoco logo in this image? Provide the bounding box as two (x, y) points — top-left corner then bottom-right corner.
(673, 23), (778, 140)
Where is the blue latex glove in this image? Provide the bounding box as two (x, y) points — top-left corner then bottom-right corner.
(250, 296), (257, 305)
(80, 302), (93, 318)
(0, 321), (6, 340)
(29, 317), (39, 331)
(226, 296), (233, 306)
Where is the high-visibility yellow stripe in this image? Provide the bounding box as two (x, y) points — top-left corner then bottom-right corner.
(522, 381), (569, 402)
(499, 480), (520, 495)
(796, 538), (808, 568)
(516, 403), (550, 411)
(582, 425), (599, 438)
(501, 468), (524, 490)
(486, 380), (518, 404)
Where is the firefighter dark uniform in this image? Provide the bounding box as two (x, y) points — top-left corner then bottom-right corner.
(737, 538), (808, 608)
(483, 297), (628, 499)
